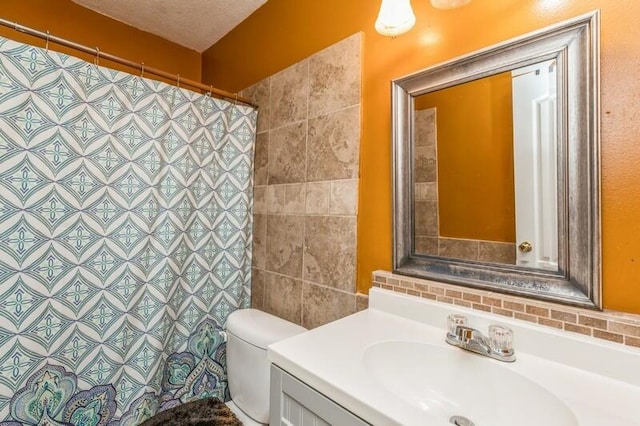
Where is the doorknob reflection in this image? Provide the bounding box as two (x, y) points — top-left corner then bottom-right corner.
(518, 241), (533, 253)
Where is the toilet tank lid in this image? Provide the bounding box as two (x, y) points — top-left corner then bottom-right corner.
(226, 309), (307, 349)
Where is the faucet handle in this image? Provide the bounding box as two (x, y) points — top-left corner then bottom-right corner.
(488, 324), (514, 353)
(447, 314), (467, 336)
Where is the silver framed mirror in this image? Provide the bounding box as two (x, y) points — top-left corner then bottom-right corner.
(392, 11), (601, 309)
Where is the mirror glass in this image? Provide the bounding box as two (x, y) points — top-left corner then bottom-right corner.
(413, 59), (559, 271)
(392, 12), (601, 309)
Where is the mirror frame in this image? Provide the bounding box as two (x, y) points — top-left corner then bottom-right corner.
(392, 12), (601, 309)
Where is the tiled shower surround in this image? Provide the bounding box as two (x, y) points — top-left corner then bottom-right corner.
(373, 270), (640, 349)
(240, 33), (367, 329)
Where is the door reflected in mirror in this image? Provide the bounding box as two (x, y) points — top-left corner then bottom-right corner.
(413, 59), (559, 271)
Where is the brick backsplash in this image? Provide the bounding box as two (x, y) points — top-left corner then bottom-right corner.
(372, 270), (640, 349)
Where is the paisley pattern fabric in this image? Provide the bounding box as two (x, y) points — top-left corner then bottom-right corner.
(0, 36), (256, 425)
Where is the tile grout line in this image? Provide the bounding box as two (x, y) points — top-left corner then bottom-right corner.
(301, 57), (311, 328)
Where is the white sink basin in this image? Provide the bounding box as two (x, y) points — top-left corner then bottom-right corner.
(363, 340), (578, 426)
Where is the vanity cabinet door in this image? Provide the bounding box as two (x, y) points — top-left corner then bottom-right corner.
(270, 365), (370, 426)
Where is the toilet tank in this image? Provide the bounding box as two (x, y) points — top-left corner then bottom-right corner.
(226, 309), (306, 424)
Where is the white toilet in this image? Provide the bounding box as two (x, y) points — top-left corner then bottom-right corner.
(225, 309), (307, 425)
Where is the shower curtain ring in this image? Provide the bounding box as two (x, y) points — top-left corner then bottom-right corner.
(45, 31), (50, 52)
(140, 62), (145, 78)
(94, 47), (100, 66)
(176, 74), (181, 88)
(208, 85), (213, 97)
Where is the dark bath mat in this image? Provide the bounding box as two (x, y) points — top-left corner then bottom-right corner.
(140, 398), (242, 426)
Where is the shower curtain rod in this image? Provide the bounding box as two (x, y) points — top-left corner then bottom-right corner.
(0, 18), (257, 108)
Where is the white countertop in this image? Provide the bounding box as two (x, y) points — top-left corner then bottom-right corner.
(268, 288), (640, 426)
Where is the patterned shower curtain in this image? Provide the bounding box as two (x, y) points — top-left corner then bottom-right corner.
(0, 36), (257, 425)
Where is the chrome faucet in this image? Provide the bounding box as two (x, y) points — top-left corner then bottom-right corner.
(445, 315), (516, 362)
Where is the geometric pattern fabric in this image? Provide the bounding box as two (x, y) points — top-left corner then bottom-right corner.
(0, 36), (256, 425)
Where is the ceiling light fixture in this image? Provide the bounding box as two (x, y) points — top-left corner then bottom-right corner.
(375, 0), (472, 37)
(375, 0), (416, 37)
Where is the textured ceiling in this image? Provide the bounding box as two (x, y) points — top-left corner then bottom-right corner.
(72, 0), (267, 52)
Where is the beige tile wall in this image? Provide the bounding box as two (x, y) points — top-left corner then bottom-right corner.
(241, 33), (367, 329)
(373, 270), (640, 349)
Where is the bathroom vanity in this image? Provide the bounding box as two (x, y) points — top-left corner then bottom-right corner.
(270, 365), (368, 425)
(268, 287), (640, 425)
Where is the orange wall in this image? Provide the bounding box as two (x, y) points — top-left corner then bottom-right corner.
(1, 0), (201, 83)
(204, 0), (640, 313)
(416, 73), (515, 242)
